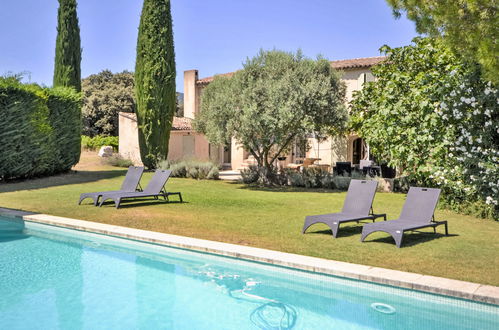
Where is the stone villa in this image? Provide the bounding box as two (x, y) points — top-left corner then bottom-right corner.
(119, 56), (386, 170)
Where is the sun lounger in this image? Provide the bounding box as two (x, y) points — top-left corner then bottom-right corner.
(78, 166), (144, 206)
(98, 169), (182, 208)
(302, 180), (386, 237)
(360, 187), (448, 247)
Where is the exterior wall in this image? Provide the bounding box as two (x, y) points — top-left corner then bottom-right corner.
(340, 68), (374, 103)
(118, 112), (214, 165)
(230, 138), (246, 170)
(168, 131), (211, 161)
(306, 135), (348, 165)
(118, 112), (142, 165)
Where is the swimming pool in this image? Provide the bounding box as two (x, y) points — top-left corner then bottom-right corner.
(1, 216), (497, 329)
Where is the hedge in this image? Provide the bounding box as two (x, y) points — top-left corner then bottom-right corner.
(0, 77), (81, 180)
(81, 135), (119, 151)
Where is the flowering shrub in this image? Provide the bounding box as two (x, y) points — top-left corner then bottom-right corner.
(351, 38), (498, 219)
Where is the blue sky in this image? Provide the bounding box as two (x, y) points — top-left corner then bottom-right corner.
(0, 0), (418, 92)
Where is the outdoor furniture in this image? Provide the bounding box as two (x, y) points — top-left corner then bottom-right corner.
(302, 180), (386, 237)
(302, 158), (320, 169)
(98, 169), (182, 208)
(335, 162), (352, 176)
(78, 166), (144, 206)
(360, 187), (448, 248)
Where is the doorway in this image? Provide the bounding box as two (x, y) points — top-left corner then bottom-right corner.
(352, 137), (366, 165)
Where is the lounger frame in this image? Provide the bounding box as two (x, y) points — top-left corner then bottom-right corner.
(78, 166), (144, 206)
(302, 180), (386, 238)
(99, 170), (182, 208)
(360, 187), (448, 247)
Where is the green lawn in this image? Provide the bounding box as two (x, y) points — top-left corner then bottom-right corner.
(1, 155), (498, 286)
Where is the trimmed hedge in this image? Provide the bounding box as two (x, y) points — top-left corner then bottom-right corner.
(81, 135), (119, 151)
(0, 77), (81, 180)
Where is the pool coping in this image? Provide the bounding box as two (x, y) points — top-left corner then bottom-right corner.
(1, 207), (498, 306)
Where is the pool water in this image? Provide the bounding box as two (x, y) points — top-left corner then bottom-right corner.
(0, 217), (498, 330)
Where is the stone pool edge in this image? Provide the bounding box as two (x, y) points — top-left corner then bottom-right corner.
(1, 208), (498, 306)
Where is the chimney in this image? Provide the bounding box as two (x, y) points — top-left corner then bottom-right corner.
(183, 70), (199, 119)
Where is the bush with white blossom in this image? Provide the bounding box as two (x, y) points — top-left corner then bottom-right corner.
(351, 38), (498, 219)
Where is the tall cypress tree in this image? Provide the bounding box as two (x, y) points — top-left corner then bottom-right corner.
(135, 0), (176, 168)
(53, 0), (82, 92)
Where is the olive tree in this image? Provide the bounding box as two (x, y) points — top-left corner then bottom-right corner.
(195, 50), (348, 184)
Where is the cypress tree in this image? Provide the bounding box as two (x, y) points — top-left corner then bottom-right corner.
(135, 0), (176, 168)
(53, 0), (82, 92)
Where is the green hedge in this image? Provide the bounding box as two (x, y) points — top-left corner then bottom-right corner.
(0, 77), (81, 180)
(81, 135), (119, 151)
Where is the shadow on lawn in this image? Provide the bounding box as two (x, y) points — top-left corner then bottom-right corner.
(307, 226), (458, 247)
(0, 170), (125, 193)
(97, 198), (185, 209)
(233, 182), (342, 194)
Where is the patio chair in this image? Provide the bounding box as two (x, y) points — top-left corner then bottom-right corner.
(98, 169), (182, 208)
(360, 187), (448, 248)
(78, 166), (144, 206)
(302, 180), (386, 237)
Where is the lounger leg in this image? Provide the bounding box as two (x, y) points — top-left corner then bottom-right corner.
(444, 221), (449, 235)
(360, 228), (372, 242)
(302, 216), (315, 234)
(115, 198), (121, 209)
(393, 230), (404, 248)
(78, 196), (85, 205)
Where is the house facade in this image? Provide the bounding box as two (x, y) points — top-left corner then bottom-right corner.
(119, 56), (385, 169)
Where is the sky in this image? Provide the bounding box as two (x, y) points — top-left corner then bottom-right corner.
(0, 0), (418, 92)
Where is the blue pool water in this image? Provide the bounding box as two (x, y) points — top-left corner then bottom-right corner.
(0, 217), (498, 330)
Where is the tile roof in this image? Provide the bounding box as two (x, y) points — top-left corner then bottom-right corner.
(172, 116), (192, 130)
(196, 56), (386, 84)
(329, 56), (386, 69)
(119, 112), (193, 131)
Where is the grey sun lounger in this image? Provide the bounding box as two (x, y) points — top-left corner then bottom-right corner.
(78, 166), (144, 206)
(302, 180), (386, 237)
(98, 169), (182, 208)
(360, 187), (448, 248)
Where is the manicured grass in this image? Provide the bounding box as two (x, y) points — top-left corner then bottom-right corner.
(1, 153), (498, 286)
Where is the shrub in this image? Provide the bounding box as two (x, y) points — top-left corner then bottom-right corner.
(351, 38), (498, 219)
(0, 77), (81, 180)
(159, 160), (219, 180)
(103, 155), (133, 168)
(332, 176), (352, 191)
(81, 135), (118, 151)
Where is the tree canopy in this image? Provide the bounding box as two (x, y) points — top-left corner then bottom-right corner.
(195, 49), (348, 183)
(135, 0), (176, 168)
(351, 38), (498, 219)
(82, 70), (135, 136)
(387, 0), (498, 84)
(53, 0), (82, 92)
